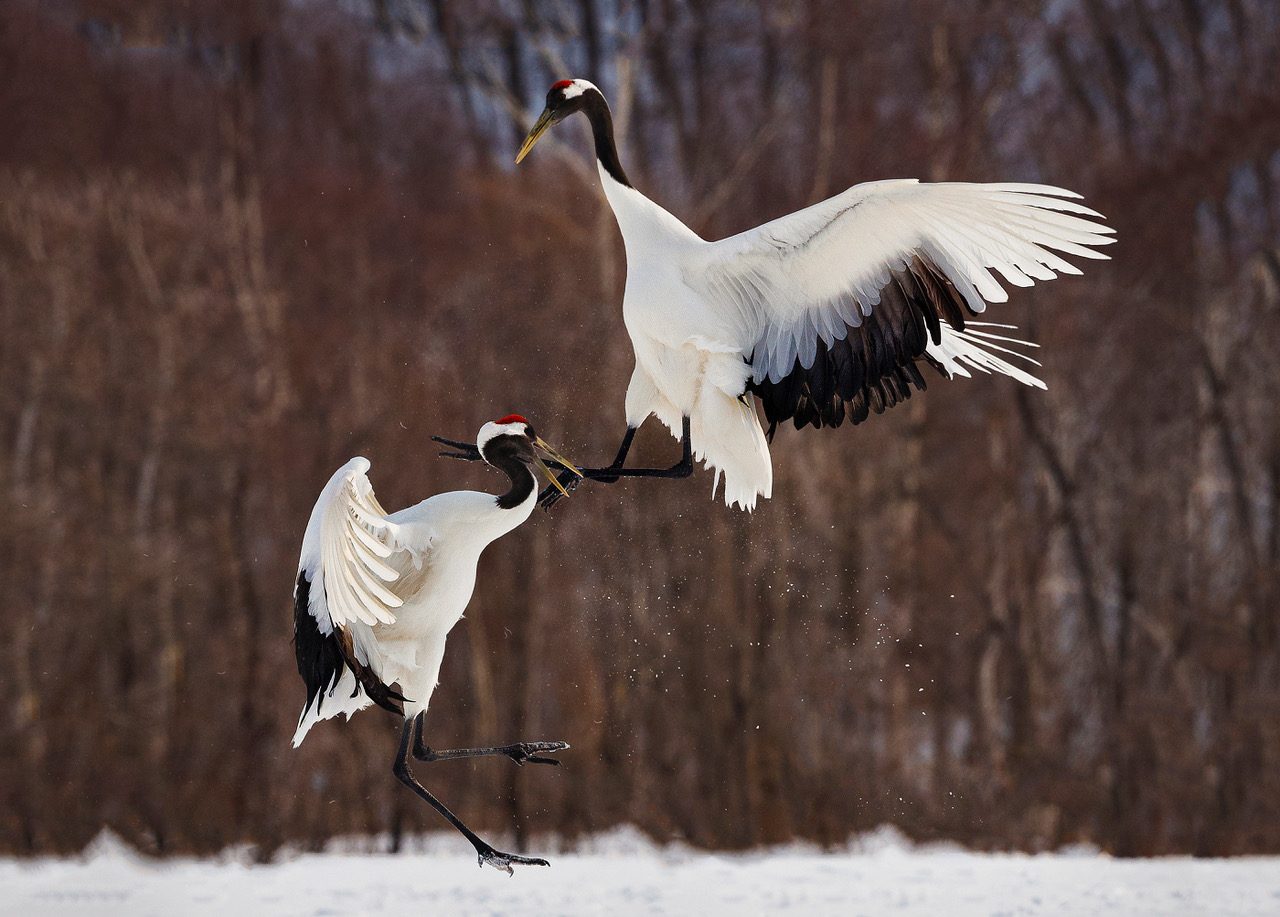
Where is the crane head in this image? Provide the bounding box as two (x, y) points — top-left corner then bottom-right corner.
(516, 79), (598, 163)
(477, 415), (582, 496)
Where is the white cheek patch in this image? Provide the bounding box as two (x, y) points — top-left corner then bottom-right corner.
(476, 422), (529, 454)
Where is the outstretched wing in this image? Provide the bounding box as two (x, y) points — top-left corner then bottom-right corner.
(293, 457), (413, 725)
(689, 180), (1114, 434)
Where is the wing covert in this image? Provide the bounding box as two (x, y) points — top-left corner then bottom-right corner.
(688, 180), (1113, 434)
(294, 457), (415, 723)
(695, 180), (1114, 384)
(315, 457), (407, 629)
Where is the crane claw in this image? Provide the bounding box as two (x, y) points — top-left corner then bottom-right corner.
(476, 845), (551, 875)
(503, 740), (570, 767)
(538, 471), (582, 510)
(431, 435), (483, 462)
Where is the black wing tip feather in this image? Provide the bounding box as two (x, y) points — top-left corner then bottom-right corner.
(749, 255), (966, 437)
(293, 571), (406, 720)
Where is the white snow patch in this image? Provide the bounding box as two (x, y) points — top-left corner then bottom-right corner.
(2, 827), (1278, 917)
(80, 829), (145, 866)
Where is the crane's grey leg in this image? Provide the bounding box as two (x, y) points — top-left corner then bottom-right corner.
(593, 416), (693, 479)
(411, 711), (568, 766)
(539, 417), (693, 508)
(393, 717), (554, 874)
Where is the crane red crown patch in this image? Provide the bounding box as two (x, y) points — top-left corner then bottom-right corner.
(496, 414), (529, 426)
(552, 80), (574, 90)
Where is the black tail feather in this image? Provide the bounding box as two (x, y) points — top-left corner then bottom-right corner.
(294, 571), (407, 720)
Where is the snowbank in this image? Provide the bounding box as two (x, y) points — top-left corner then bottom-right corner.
(1, 828), (1276, 916)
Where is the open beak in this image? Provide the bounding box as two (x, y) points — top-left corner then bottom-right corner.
(530, 436), (582, 497)
(516, 108), (555, 163)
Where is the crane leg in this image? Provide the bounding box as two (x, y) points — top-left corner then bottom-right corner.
(411, 711), (568, 766)
(392, 716), (555, 874)
(538, 417), (693, 508)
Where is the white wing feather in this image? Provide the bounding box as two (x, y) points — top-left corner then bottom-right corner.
(299, 457), (408, 634)
(691, 180), (1115, 382)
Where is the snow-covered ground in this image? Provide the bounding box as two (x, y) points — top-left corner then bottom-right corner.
(3, 827), (1277, 917)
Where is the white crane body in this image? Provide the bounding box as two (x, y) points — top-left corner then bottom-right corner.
(605, 169), (772, 508)
(290, 418), (577, 872)
(293, 477), (534, 747)
(517, 80), (1116, 512)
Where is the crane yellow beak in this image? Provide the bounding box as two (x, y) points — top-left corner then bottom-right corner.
(516, 108), (555, 163)
(531, 436), (582, 497)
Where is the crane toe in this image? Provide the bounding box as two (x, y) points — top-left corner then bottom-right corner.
(503, 740), (570, 766)
(430, 435), (483, 461)
(477, 846), (552, 874)
(537, 471), (581, 509)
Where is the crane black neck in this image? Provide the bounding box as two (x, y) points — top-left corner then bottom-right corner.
(581, 90), (632, 189)
(482, 437), (537, 509)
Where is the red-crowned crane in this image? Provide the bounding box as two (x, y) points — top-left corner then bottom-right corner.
(292, 416), (580, 873)
(464, 79), (1115, 511)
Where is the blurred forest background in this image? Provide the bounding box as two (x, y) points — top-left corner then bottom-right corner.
(2, 0), (1279, 859)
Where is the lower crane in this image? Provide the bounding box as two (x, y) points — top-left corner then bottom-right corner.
(291, 415), (580, 872)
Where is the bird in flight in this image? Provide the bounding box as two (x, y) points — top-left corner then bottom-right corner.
(459, 78), (1115, 511)
(292, 416), (580, 873)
